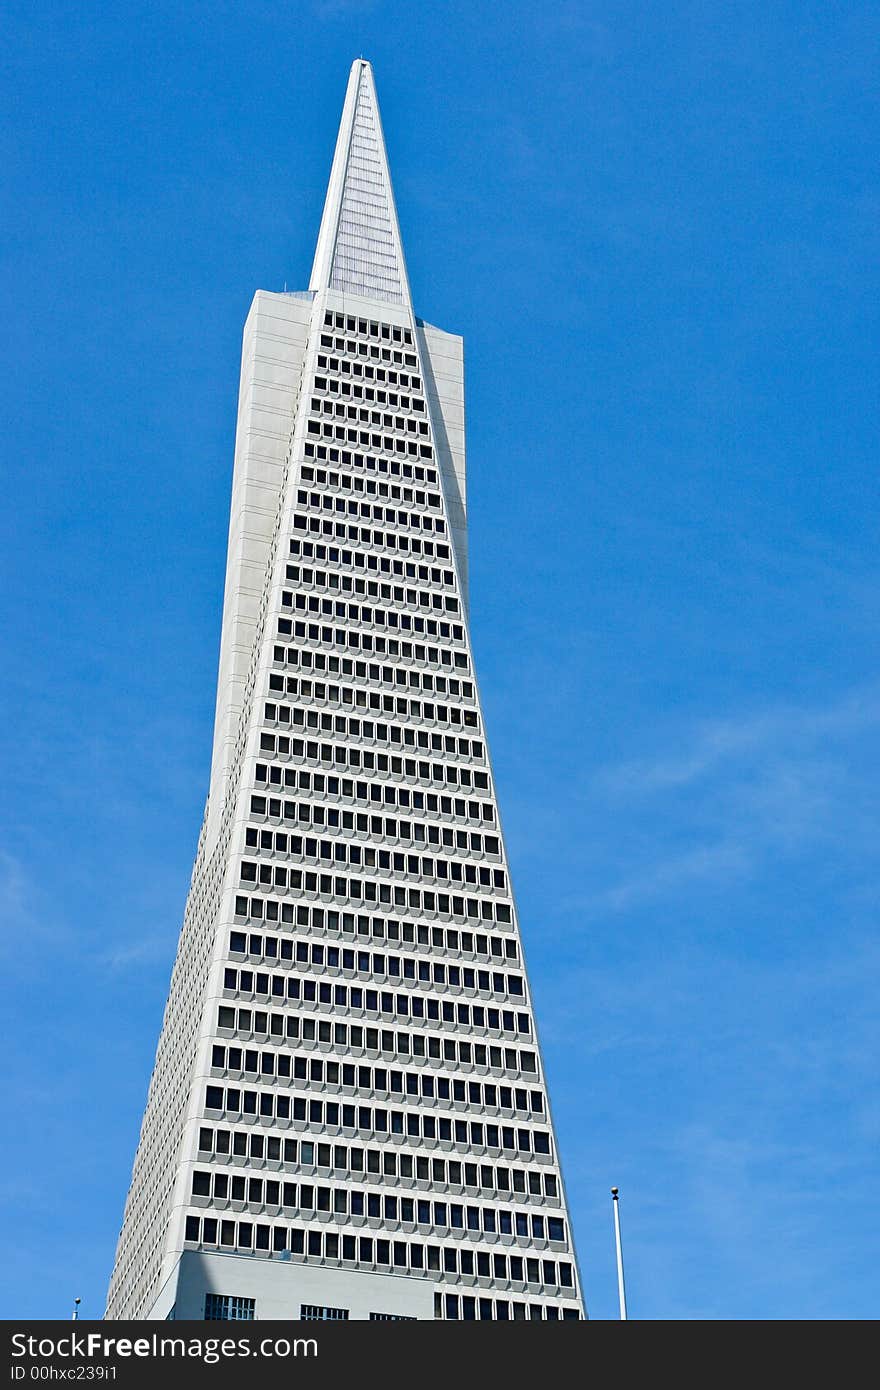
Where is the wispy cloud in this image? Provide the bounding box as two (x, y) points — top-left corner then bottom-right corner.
(0, 842), (180, 977)
(99, 934), (175, 973)
(597, 685), (880, 796)
(605, 842), (754, 912)
(0, 849), (76, 956)
(585, 684), (880, 911)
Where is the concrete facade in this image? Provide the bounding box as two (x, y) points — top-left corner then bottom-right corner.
(150, 1252), (431, 1322)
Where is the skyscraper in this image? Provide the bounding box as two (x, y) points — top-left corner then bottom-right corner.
(106, 59), (585, 1323)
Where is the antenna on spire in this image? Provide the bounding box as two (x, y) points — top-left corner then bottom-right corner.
(611, 1188), (628, 1320)
(72, 1297), (81, 1321)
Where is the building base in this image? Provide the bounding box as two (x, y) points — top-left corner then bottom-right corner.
(146, 1250), (434, 1321)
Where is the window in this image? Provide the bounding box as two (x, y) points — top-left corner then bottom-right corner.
(300, 1305), (349, 1321)
(204, 1294), (255, 1321)
(369, 1313), (416, 1321)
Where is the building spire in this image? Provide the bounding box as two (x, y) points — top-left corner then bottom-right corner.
(309, 59), (412, 307)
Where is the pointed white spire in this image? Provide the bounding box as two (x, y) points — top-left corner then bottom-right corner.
(309, 60), (412, 307)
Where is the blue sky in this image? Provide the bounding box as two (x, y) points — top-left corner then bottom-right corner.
(1, 0), (878, 1320)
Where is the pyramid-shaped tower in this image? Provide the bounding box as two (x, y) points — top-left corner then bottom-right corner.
(106, 60), (585, 1323)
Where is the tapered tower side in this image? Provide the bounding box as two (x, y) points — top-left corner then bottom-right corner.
(106, 293), (315, 1318)
(206, 294), (313, 850)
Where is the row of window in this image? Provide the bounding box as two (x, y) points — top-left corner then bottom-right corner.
(235, 891), (510, 937)
(217, 1009), (537, 1079)
(285, 571), (459, 618)
(190, 1171), (563, 1241)
(272, 656), (470, 701)
(295, 489), (442, 534)
(313, 378), (424, 414)
(236, 867), (511, 922)
(322, 309), (414, 346)
(316, 344), (419, 378)
(310, 401), (430, 439)
(256, 737), (490, 795)
(291, 515), (451, 564)
(318, 334), (418, 370)
(310, 358), (417, 391)
(282, 592), (462, 646)
(291, 533), (450, 583)
(287, 558), (455, 591)
(198, 1126), (556, 1199)
(222, 968), (528, 1025)
(203, 1084), (550, 1158)
(184, 1216), (572, 1288)
(313, 358), (420, 393)
(437, 1293), (578, 1320)
(303, 460), (436, 508)
(311, 370), (423, 410)
(200, 1123), (556, 1200)
(278, 617), (468, 674)
(254, 765), (492, 822)
(303, 440), (435, 488)
(317, 331), (416, 370)
(230, 932), (517, 995)
(242, 840), (505, 891)
(210, 1041), (541, 1115)
(229, 912), (516, 962)
(264, 707), (480, 760)
(269, 678), (474, 719)
(306, 419), (431, 459)
(247, 812), (497, 858)
(301, 464), (436, 514)
(236, 870), (510, 924)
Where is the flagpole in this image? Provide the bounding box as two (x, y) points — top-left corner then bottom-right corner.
(611, 1188), (628, 1320)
